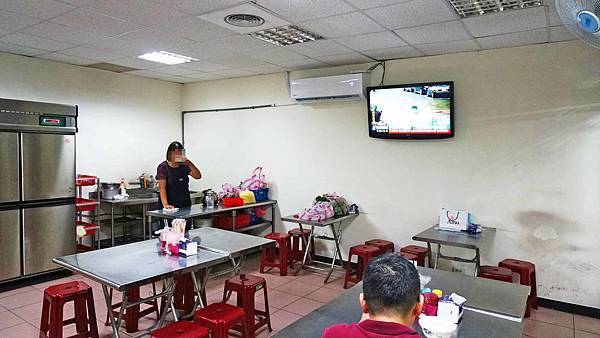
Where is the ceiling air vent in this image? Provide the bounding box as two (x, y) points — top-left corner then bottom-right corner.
(84, 63), (138, 73)
(224, 14), (265, 27)
(447, 0), (543, 17)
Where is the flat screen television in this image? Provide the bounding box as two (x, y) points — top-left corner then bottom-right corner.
(367, 81), (454, 139)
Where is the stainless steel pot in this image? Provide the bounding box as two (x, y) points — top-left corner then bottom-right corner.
(101, 182), (120, 200)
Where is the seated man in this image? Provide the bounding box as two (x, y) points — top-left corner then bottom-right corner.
(322, 253), (423, 337)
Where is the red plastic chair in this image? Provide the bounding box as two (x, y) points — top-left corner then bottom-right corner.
(400, 245), (430, 267)
(150, 320), (209, 338)
(260, 232), (292, 276)
(40, 281), (99, 338)
(288, 228), (315, 263)
(223, 274), (272, 338)
(344, 244), (380, 289)
(499, 258), (537, 317)
(478, 266), (514, 282)
(194, 303), (246, 338)
(365, 239), (395, 255)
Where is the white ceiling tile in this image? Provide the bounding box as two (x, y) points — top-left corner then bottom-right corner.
(60, 46), (124, 61)
(108, 56), (162, 70)
(462, 7), (547, 37)
(477, 29), (548, 49)
(545, 2), (564, 27)
(362, 45), (423, 60)
(314, 52), (374, 66)
(285, 40), (352, 57)
(335, 31), (407, 51)
(89, 37), (155, 57)
(208, 55), (266, 68)
(0, 10), (42, 31)
(55, 0), (94, 6)
(0, 41), (47, 56)
(0, 32), (74, 52)
(125, 70), (186, 83)
(274, 58), (329, 70)
(301, 11), (386, 38)
(212, 35), (307, 63)
(185, 72), (227, 81)
(0, 0), (75, 20)
(211, 68), (257, 78)
(394, 20), (471, 44)
(416, 39), (479, 56)
(549, 25), (576, 42)
(179, 60), (231, 72)
(241, 64), (285, 74)
(344, 0), (412, 10)
(169, 41), (243, 61)
(364, 0), (458, 29)
(22, 21), (105, 45)
(154, 16), (236, 43)
(118, 27), (195, 50)
(256, 0), (355, 22)
(82, 0), (188, 26)
(153, 65), (198, 76)
(36, 52), (98, 65)
(153, 0), (247, 15)
(0, 28), (8, 37)
(50, 8), (144, 38)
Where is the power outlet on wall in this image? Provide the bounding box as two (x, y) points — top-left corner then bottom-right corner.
(451, 266), (463, 274)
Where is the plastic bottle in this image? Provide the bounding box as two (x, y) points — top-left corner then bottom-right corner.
(422, 292), (439, 316)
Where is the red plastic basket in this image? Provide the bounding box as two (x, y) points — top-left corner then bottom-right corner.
(222, 197), (244, 208)
(76, 197), (98, 212)
(213, 214), (251, 230)
(76, 174), (97, 187)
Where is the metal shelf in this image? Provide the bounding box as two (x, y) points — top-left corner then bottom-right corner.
(235, 221), (271, 233)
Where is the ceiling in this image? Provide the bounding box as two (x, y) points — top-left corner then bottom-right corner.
(0, 0), (576, 84)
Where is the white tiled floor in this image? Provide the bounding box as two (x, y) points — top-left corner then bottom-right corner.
(0, 255), (598, 338)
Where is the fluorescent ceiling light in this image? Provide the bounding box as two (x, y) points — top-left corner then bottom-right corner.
(249, 25), (323, 46)
(138, 51), (197, 65)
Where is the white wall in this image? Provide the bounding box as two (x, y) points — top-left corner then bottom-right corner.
(0, 52), (182, 183)
(182, 40), (600, 308)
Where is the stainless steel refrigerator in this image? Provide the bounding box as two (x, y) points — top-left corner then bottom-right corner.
(0, 98), (77, 282)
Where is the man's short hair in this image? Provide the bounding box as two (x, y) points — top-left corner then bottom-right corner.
(362, 253), (421, 316)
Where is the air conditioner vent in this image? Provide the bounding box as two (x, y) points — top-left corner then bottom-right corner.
(224, 14), (265, 27)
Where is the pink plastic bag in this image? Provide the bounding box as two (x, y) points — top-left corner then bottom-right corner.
(218, 183), (241, 199)
(242, 166), (267, 190)
(298, 202), (334, 221)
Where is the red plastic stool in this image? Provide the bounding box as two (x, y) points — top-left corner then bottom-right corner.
(478, 266), (514, 283)
(40, 281), (99, 338)
(150, 321), (209, 338)
(223, 274), (272, 338)
(365, 239), (395, 255)
(400, 245), (430, 267)
(260, 232), (292, 276)
(105, 284), (160, 333)
(499, 258), (537, 317)
(288, 228), (315, 263)
(398, 251), (419, 263)
(194, 303), (246, 338)
(173, 273), (208, 315)
(344, 244), (380, 289)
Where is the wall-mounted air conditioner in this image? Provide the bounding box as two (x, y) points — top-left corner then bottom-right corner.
(289, 73), (367, 103)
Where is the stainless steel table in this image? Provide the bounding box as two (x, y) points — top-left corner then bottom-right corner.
(281, 213), (359, 283)
(273, 267), (529, 338)
(147, 200), (277, 234)
(53, 227), (275, 338)
(100, 191), (202, 247)
(413, 225), (496, 275)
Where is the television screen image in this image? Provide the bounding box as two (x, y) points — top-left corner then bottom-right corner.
(367, 81), (454, 139)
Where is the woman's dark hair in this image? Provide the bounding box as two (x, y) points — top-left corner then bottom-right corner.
(363, 253), (421, 316)
(166, 141), (184, 161)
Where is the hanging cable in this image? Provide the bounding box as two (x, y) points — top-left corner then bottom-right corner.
(367, 61), (386, 86)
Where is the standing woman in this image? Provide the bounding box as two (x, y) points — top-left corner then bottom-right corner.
(156, 141), (202, 216)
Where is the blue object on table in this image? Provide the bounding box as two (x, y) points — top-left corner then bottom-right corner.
(251, 188), (269, 202)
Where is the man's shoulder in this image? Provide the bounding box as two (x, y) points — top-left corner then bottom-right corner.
(322, 322), (360, 337)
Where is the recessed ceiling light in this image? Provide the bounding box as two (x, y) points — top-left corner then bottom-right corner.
(138, 51), (197, 65)
(447, 0), (542, 17)
(249, 25), (323, 46)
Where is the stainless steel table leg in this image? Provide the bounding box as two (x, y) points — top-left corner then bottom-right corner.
(301, 225), (316, 268)
(326, 222), (344, 283)
(434, 244), (441, 269)
(111, 204), (115, 247)
(142, 204), (147, 240)
(102, 284), (127, 338)
(271, 205), (276, 233)
(426, 242), (433, 267)
(474, 248), (480, 276)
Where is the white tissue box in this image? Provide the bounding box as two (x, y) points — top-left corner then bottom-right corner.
(437, 293), (466, 324)
(178, 239), (197, 256)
